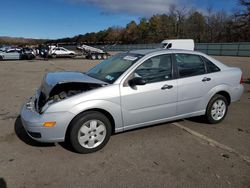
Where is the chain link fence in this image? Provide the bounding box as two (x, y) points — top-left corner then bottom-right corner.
(94, 43), (250, 57)
(195, 43), (250, 57)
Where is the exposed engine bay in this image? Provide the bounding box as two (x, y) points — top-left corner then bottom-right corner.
(37, 82), (103, 113)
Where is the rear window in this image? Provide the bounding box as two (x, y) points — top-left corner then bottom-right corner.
(175, 53), (206, 78)
(202, 57), (220, 73)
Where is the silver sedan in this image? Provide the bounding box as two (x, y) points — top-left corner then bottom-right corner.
(0, 49), (20, 60)
(21, 49), (244, 153)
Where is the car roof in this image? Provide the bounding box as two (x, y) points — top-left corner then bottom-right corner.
(130, 48), (203, 56)
(129, 48), (228, 70)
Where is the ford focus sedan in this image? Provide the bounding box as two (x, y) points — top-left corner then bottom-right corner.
(21, 49), (244, 153)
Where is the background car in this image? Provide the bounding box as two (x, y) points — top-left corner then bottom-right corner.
(20, 48), (36, 60)
(0, 49), (20, 60)
(49, 47), (76, 58)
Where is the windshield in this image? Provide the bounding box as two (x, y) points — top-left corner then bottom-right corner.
(86, 53), (143, 84)
(162, 43), (168, 48)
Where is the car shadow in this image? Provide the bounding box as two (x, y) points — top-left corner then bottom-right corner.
(184, 116), (209, 124)
(14, 116), (55, 147)
(0, 178), (7, 188)
(58, 142), (77, 153)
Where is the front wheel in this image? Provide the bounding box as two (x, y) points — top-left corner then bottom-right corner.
(205, 94), (228, 124)
(51, 54), (57, 58)
(69, 111), (112, 153)
(91, 54), (96, 60)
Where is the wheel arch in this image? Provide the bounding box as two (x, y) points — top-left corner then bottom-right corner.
(65, 108), (116, 141)
(215, 90), (231, 105)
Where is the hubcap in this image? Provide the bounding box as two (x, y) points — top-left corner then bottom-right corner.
(211, 99), (226, 121)
(77, 120), (106, 149)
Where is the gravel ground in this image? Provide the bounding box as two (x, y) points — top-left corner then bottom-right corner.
(0, 56), (249, 188)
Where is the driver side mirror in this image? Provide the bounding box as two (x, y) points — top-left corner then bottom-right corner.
(128, 77), (147, 87)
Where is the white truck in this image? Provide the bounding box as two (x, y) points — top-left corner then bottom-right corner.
(161, 39), (194, 50)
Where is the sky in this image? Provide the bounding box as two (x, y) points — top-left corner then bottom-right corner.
(0, 0), (240, 39)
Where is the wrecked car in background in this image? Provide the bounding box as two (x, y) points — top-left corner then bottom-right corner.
(0, 47), (36, 60)
(21, 49), (244, 153)
(0, 49), (20, 60)
(49, 47), (76, 58)
(20, 47), (36, 60)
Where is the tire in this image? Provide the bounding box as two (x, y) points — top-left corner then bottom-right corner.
(97, 54), (102, 60)
(91, 54), (96, 60)
(52, 54), (57, 58)
(205, 94), (228, 124)
(69, 111), (112, 153)
(0, 56), (3, 61)
(102, 54), (107, 59)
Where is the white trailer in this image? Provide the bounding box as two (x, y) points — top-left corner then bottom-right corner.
(77, 44), (110, 60)
(161, 39), (194, 50)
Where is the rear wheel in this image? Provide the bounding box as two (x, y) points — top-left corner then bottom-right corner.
(97, 54), (102, 60)
(69, 111), (112, 153)
(27, 54), (32, 60)
(102, 54), (107, 59)
(205, 94), (228, 124)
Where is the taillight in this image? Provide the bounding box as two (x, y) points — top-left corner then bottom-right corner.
(240, 75), (243, 84)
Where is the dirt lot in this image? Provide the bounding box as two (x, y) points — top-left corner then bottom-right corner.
(0, 56), (249, 188)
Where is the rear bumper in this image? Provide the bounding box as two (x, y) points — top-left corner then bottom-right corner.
(20, 97), (75, 143)
(231, 84), (244, 102)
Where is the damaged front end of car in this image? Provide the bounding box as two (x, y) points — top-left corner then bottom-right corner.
(33, 71), (108, 114)
(37, 82), (104, 113)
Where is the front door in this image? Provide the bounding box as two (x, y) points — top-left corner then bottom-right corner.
(120, 54), (178, 130)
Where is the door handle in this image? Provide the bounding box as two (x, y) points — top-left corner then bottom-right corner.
(161, 84), (173, 90)
(202, 77), (211, 82)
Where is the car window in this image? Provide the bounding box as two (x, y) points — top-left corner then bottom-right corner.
(86, 53), (143, 84)
(202, 57), (220, 73)
(175, 54), (205, 78)
(134, 54), (172, 83)
(167, 43), (172, 49)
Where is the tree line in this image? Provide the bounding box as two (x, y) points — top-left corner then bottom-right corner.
(49, 0), (249, 44)
(1, 0), (249, 46)
(0, 36), (46, 46)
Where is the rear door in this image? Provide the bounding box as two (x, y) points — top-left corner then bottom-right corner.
(60, 48), (68, 55)
(54, 48), (62, 56)
(175, 53), (220, 115)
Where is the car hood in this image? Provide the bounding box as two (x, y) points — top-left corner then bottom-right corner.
(40, 71), (107, 99)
